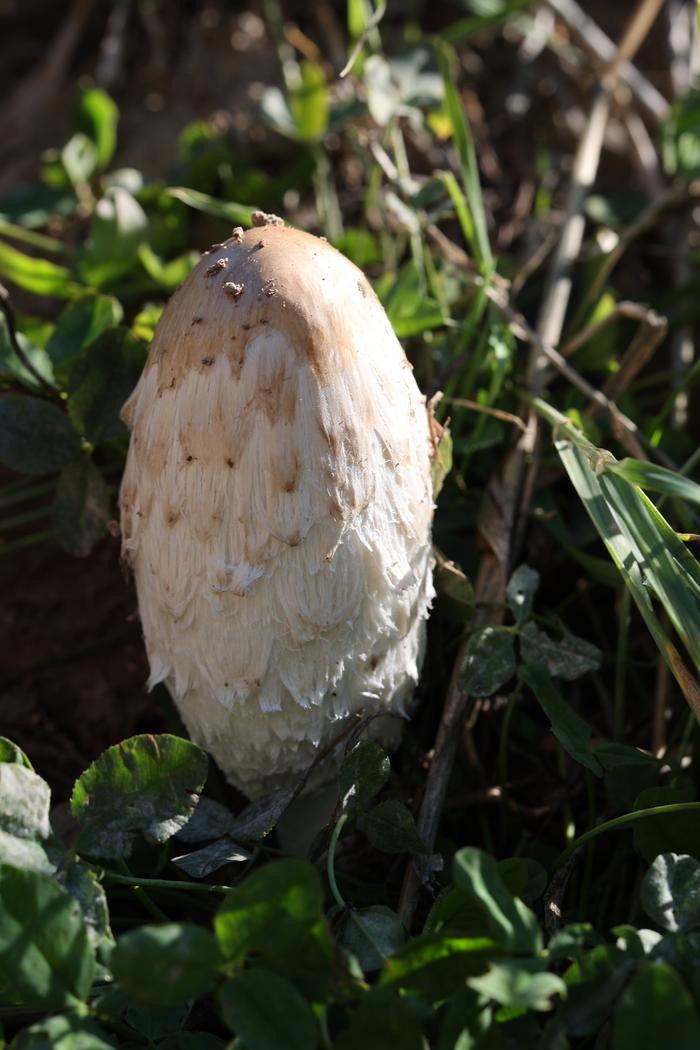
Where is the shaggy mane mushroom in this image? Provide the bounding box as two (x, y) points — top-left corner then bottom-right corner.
(120, 216), (436, 799)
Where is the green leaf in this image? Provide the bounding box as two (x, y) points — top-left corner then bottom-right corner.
(172, 837), (252, 878)
(460, 626), (516, 697)
(124, 1004), (188, 1043)
(335, 988), (428, 1050)
(640, 853), (700, 933)
(9, 1012), (117, 1049)
(339, 740), (391, 815)
(340, 906), (406, 972)
(0, 314), (55, 392)
(219, 969), (317, 1050)
(112, 924), (222, 1008)
(79, 188), (149, 287)
(519, 663), (603, 776)
(62, 133), (99, 190)
(520, 622), (602, 681)
(51, 458), (110, 557)
(557, 943), (633, 1038)
(0, 240), (81, 298)
(363, 800), (429, 854)
(607, 458), (700, 508)
(0, 396), (81, 475)
(453, 847), (541, 953)
(612, 962), (700, 1050)
(78, 87), (119, 170)
(431, 427), (453, 500)
(498, 857), (547, 905)
(469, 959), (566, 1011)
(289, 60), (329, 141)
(167, 187), (255, 226)
(137, 244), (198, 291)
(0, 738), (32, 768)
(55, 860), (114, 955)
(435, 41), (492, 270)
(45, 291), (123, 380)
(0, 763), (53, 874)
(226, 786), (296, 842)
(67, 326), (147, 445)
(0, 865), (94, 1008)
(380, 932), (496, 1001)
(215, 859), (327, 967)
(71, 734), (209, 859)
(506, 565), (540, 625)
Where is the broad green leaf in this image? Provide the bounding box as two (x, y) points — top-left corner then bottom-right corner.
(460, 626), (516, 697)
(226, 786), (296, 842)
(124, 1004), (188, 1043)
(0, 183), (75, 228)
(9, 1012), (117, 1049)
(557, 943), (633, 1037)
(67, 326), (147, 445)
(0, 396), (81, 475)
(0, 312), (55, 391)
(51, 458), (110, 557)
(453, 847), (541, 953)
(468, 959), (566, 1011)
(363, 800), (429, 854)
(131, 300), (164, 342)
(380, 932), (496, 1001)
(71, 734), (208, 859)
(56, 861), (114, 955)
(219, 969), (317, 1050)
(340, 906), (406, 972)
(62, 133), (99, 190)
(519, 663), (603, 776)
(0, 737), (32, 768)
(640, 853), (700, 933)
(339, 740), (390, 815)
(45, 291), (123, 379)
(519, 622), (601, 680)
(78, 87), (119, 170)
(0, 763), (52, 874)
(112, 924), (222, 1008)
(0, 240), (81, 298)
(335, 988), (429, 1050)
(174, 796), (238, 844)
(612, 961), (700, 1050)
(0, 865), (94, 1008)
(289, 60), (329, 141)
(215, 859), (327, 967)
(506, 565), (540, 625)
(498, 857), (547, 905)
(79, 188), (148, 287)
(172, 837), (252, 878)
(137, 244), (198, 291)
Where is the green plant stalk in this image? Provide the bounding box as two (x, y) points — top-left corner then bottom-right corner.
(96, 866), (231, 895)
(327, 812), (349, 910)
(0, 478), (55, 511)
(552, 802), (700, 871)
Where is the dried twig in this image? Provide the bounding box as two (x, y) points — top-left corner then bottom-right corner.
(545, 0), (669, 123)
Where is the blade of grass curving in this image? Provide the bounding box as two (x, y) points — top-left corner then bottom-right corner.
(435, 42), (493, 273)
(606, 458), (700, 508)
(534, 399), (700, 717)
(440, 0), (535, 45)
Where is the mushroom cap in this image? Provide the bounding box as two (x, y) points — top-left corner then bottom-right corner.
(120, 221), (435, 797)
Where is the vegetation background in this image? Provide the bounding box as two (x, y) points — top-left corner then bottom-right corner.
(1, 0), (700, 1047)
